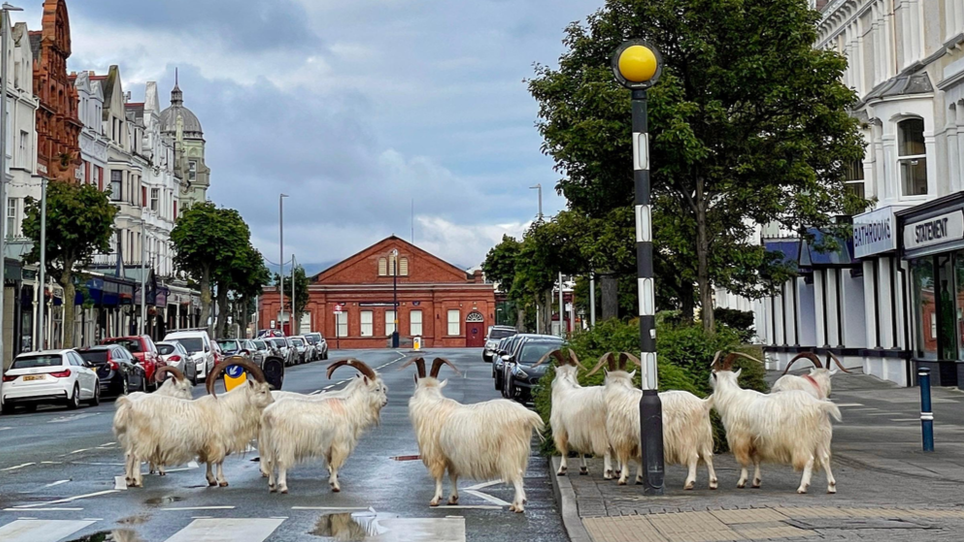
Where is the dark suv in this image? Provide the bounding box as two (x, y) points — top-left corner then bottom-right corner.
(76, 344), (144, 397)
(502, 335), (564, 403)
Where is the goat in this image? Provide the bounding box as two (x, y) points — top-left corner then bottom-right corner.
(771, 352), (850, 400)
(120, 357), (273, 488)
(710, 352), (842, 494)
(260, 359), (387, 494)
(404, 356), (544, 513)
(533, 349), (615, 478)
(587, 352), (717, 490)
(114, 366), (194, 485)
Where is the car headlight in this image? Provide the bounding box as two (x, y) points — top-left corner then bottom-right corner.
(516, 368), (529, 379)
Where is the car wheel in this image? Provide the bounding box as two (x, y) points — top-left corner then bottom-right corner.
(494, 372), (502, 391)
(67, 384), (81, 410)
(190, 368), (198, 387)
(506, 376), (517, 401)
(88, 383), (101, 406)
(139, 375), (148, 392)
(1, 401), (14, 415)
(121, 377), (129, 396)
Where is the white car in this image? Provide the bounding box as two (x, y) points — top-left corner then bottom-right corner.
(163, 330), (216, 385)
(1, 350), (100, 414)
(156, 341), (195, 383)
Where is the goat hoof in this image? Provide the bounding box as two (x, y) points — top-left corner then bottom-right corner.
(684, 482), (695, 491)
(797, 488), (808, 494)
(281, 488), (288, 494)
(635, 478), (643, 485)
(448, 497), (459, 505)
(208, 480), (218, 487)
(159, 472), (166, 477)
(269, 488), (276, 493)
(710, 481), (719, 490)
(218, 481), (228, 487)
(556, 470), (567, 477)
(331, 487), (341, 493)
(827, 487), (837, 494)
(737, 483), (746, 489)
(617, 480), (627, 486)
(579, 467), (588, 475)
(604, 470), (614, 480)
(429, 500), (440, 507)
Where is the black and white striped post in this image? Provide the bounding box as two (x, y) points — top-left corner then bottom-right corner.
(613, 40), (664, 496)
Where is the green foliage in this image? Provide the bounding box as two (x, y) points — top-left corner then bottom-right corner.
(712, 307), (756, 343)
(274, 265), (310, 318)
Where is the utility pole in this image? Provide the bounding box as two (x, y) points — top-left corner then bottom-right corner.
(558, 272), (565, 336)
(291, 254), (296, 335)
(38, 177), (46, 348)
(279, 193), (288, 333)
(529, 184), (543, 221)
(590, 273), (596, 328)
(391, 248), (399, 348)
(139, 221), (147, 336)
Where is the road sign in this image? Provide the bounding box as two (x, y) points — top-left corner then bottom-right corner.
(413, 336), (421, 351)
(334, 305), (342, 314)
(224, 364), (247, 392)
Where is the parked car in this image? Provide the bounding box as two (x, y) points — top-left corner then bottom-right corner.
(76, 344), (146, 397)
(1, 350), (100, 413)
(503, 335), (565, 403)
(250, 339), (272, 366)
(163, 330), (216, 384)
(156, 341), (195, 383)
(492, 333), (541, 391)
(269, 337), (295, 366)
(303, 332), (329, 361)
(212, 341), (223, 366)
(482, 325), (518, 362)
(289, 336), (308, 364)
(216, 338), (245, 359)
(257, 329), (285, 339)
(101, 335), (164, 391)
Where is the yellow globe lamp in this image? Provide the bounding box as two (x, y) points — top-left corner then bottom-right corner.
(612, 40), (662, 90)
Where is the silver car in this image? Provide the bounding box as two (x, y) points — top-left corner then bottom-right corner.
(155, 341), (196, 384)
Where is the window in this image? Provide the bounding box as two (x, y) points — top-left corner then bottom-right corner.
(447, 309), (460, 336)
(844, 158), (865, 200)
(385, 310), (396, 336)
(898, 118), (927, 196)
(378, 257), (388, 276)
(150, 188), (159, 212)
(6, 198), (15, 238)
(110, 170), (122, 201)
(188, 160), (197, 181)
(399, 257), (409, 276)
(360, 311), (373, 337)
(94, 166), (103, 191)
(410, 310), (423, 336)
(336, 311), (348, 337)
(18, 131), (27, 167)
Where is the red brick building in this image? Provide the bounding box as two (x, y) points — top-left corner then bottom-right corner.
(30, 0), (82, 182)
(260, 236), (496, 349)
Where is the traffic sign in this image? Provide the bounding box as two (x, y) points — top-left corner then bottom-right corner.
(334, 305), (343, 314)
(224, 364), (247, 392)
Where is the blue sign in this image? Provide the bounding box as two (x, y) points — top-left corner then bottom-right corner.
(226, 365), (244, 378)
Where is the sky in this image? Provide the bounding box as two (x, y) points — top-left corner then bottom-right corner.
(13, 0), (603, 271)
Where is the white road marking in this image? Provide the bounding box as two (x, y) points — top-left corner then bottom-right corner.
(291, 506), (372, 511)
(97, 441), (116, 447)
(164, 460), (199, 473)
(0, 519), (95, 542)
(379, 517), (467, 541)
(163, 518), (284, 542)
(68, 448), (91, 454)
(464, 490), (510, 507)
(160, 506), (236, 511)
(309, 390), (323, 395)
(42, 480), (70, 489)
(442, 505), (502, 510)
(39, 461), (60, 465)
(0, 426), (11, 431)
(835, 403), (864, 407)
(114, 476), (127, 490)
(2, 508), (84, 512)
(465, 480), (502, 490)
(12, 489), (120, 509)
(48, 413), (98, 424)
(1, 463), (35, 472)
(82, 518), (103, 521)
(890, 418), (921, 422)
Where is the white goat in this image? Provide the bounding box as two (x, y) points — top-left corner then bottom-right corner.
(405, 356), (544, 513)
(710, 352), (841, 494)
(535, 350), (615, 478)
(771, 352), (850, 400)
(120, 358), (274, 488)
(260, 359), (387, 494)
(588, 352), (717, 490)
(114, 366), (194, 484)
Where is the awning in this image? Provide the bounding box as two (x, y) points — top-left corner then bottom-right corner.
(764, 240), (800, 271)
(76, 275), (136, 306)
(799, 228), (857, 268)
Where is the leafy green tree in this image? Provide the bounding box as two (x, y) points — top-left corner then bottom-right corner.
(529, 0), (866, 332)
(274, 266), (309, 333)
(214, 242), (269, 338)
(22, 181), (118, 347)
(171, 202), (250, 336)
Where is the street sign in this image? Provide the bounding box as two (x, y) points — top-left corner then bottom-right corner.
(413, 336), (422, 351)
(224, 364), (247, 392)
(334, 305), (342, 314)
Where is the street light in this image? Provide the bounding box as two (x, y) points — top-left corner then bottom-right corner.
(612, 39), (664, 496)
(279, 193), (288, 333)
(529, 184), (543, 221)
(390, 248), (399, 348)
(0, 2), (22, 363)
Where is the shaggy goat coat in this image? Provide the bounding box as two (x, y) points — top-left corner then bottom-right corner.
(548, 364), (613, 477)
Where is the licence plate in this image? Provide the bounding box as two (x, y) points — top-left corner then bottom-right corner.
(23, 375), (43, 381)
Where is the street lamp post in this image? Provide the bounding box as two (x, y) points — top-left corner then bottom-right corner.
(0, 2), (22, 362)
(279, 193), (288, 333)
(291, 254), (296, 335)
(613, 39), (664, 496)
(391, 248), (399, 348)
(529, 184), (543, 221)
(38, 176), (46, 349)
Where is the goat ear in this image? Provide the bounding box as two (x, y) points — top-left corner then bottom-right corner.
(412, 373), (418, 385)
(363, 376), (370, 385)
(734, 368), (743, 378)
(628, 370), (637, 379)
(440, 379), (448, 388)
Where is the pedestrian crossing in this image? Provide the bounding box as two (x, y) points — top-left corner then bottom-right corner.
(0, 514), (468, 542)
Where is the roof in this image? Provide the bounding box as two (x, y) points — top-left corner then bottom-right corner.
(28, 32), (41, 61)
(312, 235), (474, 284)
(160, 80), (203, 138)
(17, 349), (72, 357)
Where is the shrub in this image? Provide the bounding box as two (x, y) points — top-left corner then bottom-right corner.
(533, 316), (768, 455)
(713, 307), (756, 343)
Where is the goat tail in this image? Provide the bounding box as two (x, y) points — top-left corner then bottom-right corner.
(526, 410), (547, 442)
(820, 400), (842, 423)
(701, 395), (714, 413)
(113, 395), (133, 438)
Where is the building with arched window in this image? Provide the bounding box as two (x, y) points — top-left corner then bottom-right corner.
(259, 236), (496, 349)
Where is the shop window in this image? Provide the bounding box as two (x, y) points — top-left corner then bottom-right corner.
(410, 310), (422, 336)
(898, 118), (927, 196)
(335, 311), (348, 338)
(360, 311), (373, 337)
(385, 310), (396, 336)
(447, 309), (460, 336)
(378, 257), (387, 276)
(911, 258), (937, 360)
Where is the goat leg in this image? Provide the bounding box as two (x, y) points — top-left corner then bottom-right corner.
(448, 471), (459, 505)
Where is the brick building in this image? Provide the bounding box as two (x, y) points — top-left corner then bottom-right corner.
(260, 236), (496, 349)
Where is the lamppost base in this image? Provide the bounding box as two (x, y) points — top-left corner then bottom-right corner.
(391, 332), (400, 349)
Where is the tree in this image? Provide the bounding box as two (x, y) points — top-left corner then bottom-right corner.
(214, 242), (269, 338)
(274, 266), (309, 334)
(529, 0), (866, 332)
(171, 203), (250, 337)
(22, 181), (118, 347)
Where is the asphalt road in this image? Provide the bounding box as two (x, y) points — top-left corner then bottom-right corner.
(0, 348), (567, 542)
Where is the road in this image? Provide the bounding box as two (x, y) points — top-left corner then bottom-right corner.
(0, 348), (567, 542)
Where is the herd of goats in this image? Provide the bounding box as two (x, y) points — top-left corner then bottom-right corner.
(110, 349), (848, 513)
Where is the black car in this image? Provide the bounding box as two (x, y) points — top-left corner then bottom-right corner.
(492, 333), (544, 391)
(75, 345), (144, 396)
(503, 335), (565, 403)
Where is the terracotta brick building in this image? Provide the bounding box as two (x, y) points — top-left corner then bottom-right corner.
(260, 236), (496, 349)
(30, 0), (82, 182)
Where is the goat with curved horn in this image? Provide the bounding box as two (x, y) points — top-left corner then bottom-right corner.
(825, 353), (852, 374)
(718, 352), (765, 371)
(709, 351), (723, 370)
(531, 349), (566, 369)
(328, 358), (377, 380)
(567, 349), (582, 368)
(619, 352), (642, 369)
(155, 365), (186, 383)
(400, 357), (427, 378)
(586, 353), (617, 376)
(782, 353), (822, 375)
(207, 357), (266, 398)
(430, 357), (462, 378)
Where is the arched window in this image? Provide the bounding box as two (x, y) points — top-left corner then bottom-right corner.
(898, 118), (927, 196)
(377, 257), (387, 276)
(399, 257), (409, 276)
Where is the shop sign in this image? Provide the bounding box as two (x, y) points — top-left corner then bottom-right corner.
(853, 206), (904, 258)
(904, 210), (964, 252)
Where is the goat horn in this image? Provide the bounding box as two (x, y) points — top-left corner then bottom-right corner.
(567, 349), (581, 368)
(826, 352), (852, 374)
(399, 357), (426, 378)
(710, 351), (723, 370)
(206, 356), (265, 398)
(621, 352), (642, 367)
(586, 352), (616, 376)
(531, 349), (566, 369)
(430, 357), (462, 378)
(328, 358), (377, 380)
(155, 365), (185, 383)
(720, 352), (765, 371)
(782, 352), (822, 375)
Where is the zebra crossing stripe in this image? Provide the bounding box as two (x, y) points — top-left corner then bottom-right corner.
(163, 518), (284, 542)
(0, 519), (95, 542)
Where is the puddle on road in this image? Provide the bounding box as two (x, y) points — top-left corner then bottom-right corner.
(143, 495), (183, 506)
(311, 512), (394, 541)
(310, 512), (464, 542)
(117, 514), (150, 525)
(66, 529), (144, 542)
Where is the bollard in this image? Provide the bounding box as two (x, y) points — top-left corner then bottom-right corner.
(918, 368), (934, 452)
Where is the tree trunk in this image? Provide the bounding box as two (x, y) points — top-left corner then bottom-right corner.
(199, 266), (212, 337)
(60, 267), (75, 348)
(240, 295), (251, 338)
(544, 290), (553, 334)
(696, 179), (714, 334)
(600, 272), (619, 320)
(516, 306), (525, 332)
(680, 279), (696, 323)
(215, 283), (229, 338)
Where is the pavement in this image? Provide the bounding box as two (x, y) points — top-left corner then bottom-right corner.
(551, 369), (964, 542)
(0, 348), (567, 542)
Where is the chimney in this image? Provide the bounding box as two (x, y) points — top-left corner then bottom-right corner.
(124, 91), (131, 103)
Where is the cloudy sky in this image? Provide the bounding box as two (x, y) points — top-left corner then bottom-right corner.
(13, 0), (603, 271)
